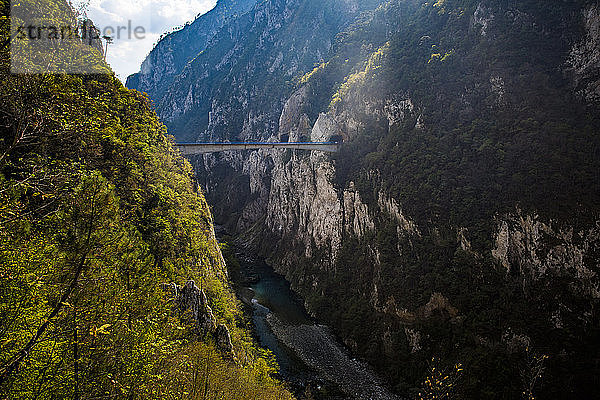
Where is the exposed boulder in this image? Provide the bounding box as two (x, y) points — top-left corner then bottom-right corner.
(176, 280), (217, 335)
(165, 281), (236, 359)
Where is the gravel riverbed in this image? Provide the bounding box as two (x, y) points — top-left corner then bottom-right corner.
(266, 314), (401, 400)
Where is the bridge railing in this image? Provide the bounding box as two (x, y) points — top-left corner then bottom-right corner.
(176, 142), (341, 155)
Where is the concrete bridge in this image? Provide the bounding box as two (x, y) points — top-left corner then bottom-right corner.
(176, 142), (340, 155)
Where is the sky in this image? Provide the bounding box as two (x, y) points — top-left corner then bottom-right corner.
(73, 0), (217, 82)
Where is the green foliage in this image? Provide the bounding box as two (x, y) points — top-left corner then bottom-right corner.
(0, 1), (294, 398)
(146, 340), (290, 399)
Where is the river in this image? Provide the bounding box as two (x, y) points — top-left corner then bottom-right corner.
(231, 251), (400, 400)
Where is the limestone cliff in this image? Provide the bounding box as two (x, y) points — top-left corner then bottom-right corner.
(127, 0), (258, 100)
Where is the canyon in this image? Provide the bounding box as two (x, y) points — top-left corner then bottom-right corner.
(128, 0), (600, 397)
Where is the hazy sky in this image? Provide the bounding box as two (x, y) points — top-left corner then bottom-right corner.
(74, 0), (217, 82)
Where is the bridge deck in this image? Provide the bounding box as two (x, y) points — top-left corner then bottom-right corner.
(176, 142), (340, 155)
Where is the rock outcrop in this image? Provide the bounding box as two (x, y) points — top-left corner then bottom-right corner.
(492, 211), (600, 299)
(164, 280), (236, 357)
(175, 280), (218, 335)
(215, 324), (235, 358)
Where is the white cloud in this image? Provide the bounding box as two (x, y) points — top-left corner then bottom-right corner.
(73, 0), (217, 81)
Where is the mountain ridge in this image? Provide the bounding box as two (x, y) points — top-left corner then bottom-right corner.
(126, 0), (258, 101)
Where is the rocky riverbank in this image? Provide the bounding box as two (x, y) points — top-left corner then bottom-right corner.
(267, 314), (401, 400)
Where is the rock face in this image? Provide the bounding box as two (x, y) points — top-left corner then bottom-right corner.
(215, 324), (235, 357)
(471, 3), (494, 37)
(167, 280), (236, 357)
(492, 212), (600, 299)
(126, 0), (258, 101)
(175, 280), (218, 335)
(568, 4), (600, 102)
(266, 151), (344, 262)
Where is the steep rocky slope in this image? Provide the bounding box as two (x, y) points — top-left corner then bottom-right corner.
(126, 0), (258, 101)
(130, 0), (600, 397)
(155, 0), (384, 144)
(259, 2), (600, 397)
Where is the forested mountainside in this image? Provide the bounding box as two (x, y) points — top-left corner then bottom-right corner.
(0, 1), (294, 398)
(130, 0), (600, 398)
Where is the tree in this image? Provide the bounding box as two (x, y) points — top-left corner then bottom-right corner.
(418, 358), (463, 400)
(0, 172), (119, 386)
